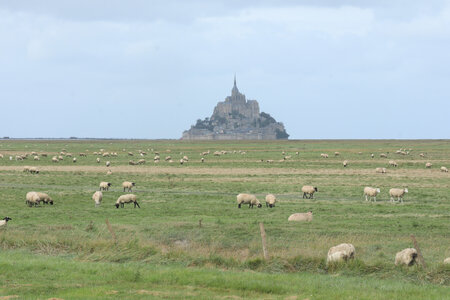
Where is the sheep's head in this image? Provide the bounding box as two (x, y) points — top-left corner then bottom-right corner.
(3, 217), (11, 222)
(132, 182), (136, 186)
(376, 188), (381, 193)
(115, 203), (120, 208)
(107, 183), (112, 187)
(257, 203), (262, 208)
(314, 187), (318, 192)
(408, 250), (418, 266)
(404, 188), (409, 193)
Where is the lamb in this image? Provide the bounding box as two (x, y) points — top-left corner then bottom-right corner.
(441, 166), (448, 173)
(122, 181), (136, 192)
(425, 162), (432, 168)
(236, 193), (262, 208)
(26, 191), (41, 207)
(105, 161), (111, 167)
(92, 191), (103, 207)
(375, 167), (387, 174)
(99, 182), (112, 191)
(327, 243), (355, 264)
(288, 211), (313, 221)
(29, 167), (39, 174)
(389, 188), (408, 203)
(265, 194), (277, 208)
(320, 153), (329, 158)
(201, 157), (205, 163)
(364, 187), (380, 202)
(0, 217), (12, 227)
(115, 194), (140, 208)
(395, 248), (418, 266)
(36, 192), (53, 205)
(302, 185), (318, 199)
(389, 160), (398, 167)
(343, 160), (348, 167)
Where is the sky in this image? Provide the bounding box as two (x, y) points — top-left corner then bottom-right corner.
(0, 0), (449, 139)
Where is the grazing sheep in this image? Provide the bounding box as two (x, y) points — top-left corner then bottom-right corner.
(102, 152), (110, 157)
(266, 159), (274, 163)
(136, 159), (145, 165)
(302, 185), (318, 199)
(183, 155), (189, 162)
(99, 182), (112, 191)
(327, 243), (355, 264)
(129, 160), (137, 165)
(265, 194), (277, 208)
(320, 153), (329, 158)
(122, 181), (135, 192)
(165, 156), (172, 161)
(79, 153), (87, 157)
(58, 155), (64, 161)
(334, 152), (340, 156)
(213, 151), (221, 156)
(419, 153), (425, 158)
(15, 155), (23, 161)
(96, 158), (100, 163)
(343, 160), (348, 167)
(395, 248), (418, 266)
(380, 153), (388, 158)
(389, 160), (398, 167)
(180, 159), (184, 165)
(26, 191), (41, 207)
(33, 156), (40, 161)
(364, 187), (380, 202)
(115, 194), (140, 208)
(444, 257), (450, 264)
(389, 188), (408, 203)
(23, 166), (31, 173)
(128, 152), (134, 156)
(288, 211), (313, 222)
(0, 216), (12, 227)
(441, 166), (448, 173)
(371, 153), (374, 158)
(425, 162), (432, 168)
(376, 167), (387, 174)
(52, 156), (58, 163)
(236, 193), (262, 208)
(29, 167), (39, 174)
(201, 157), (205, 163)
(73, 157), (77, 163)
(106, 161), (111, 167)
(92, 191), (103, 207)
(106, 169), (112, 175)
(36, 192), (53, 205)
(41, 153), (47, 157)
(0, 154), (3, 159)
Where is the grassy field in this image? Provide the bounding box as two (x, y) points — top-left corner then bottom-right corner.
(0, 139), (449, 299)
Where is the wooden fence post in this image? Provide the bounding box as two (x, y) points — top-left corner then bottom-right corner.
(259, 222), (269, 260)
(106, 218), (117, 244)
(411, 234), (426, 268)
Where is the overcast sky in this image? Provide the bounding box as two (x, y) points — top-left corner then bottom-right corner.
(1, 0), (449, 139)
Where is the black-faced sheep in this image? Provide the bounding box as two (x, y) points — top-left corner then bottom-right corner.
(265, 194), (276, 208)
(122, 181), (135, 192)
(236, 193), (262, 208)
(0, 216), (12, 227)
(115, 194), (140, 208)
(36, 192), (53, 205)
(302, 185), (318, 199)
(395, 248), (418, 266)
(99, 182), (111, 191)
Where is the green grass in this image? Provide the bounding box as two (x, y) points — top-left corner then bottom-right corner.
(0, 139), (449, 299)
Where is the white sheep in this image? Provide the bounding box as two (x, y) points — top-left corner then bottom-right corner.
(302, 185), (318, 199)
(441, 166), (448, 173)
(92, 191), (103, 207)
(26, 191), (41, 207)
(320, 153), (329, 158)
(395, 248), (418, 266)
(371, 153), (374, 158)
(380, 153), (388, 158)
(73, 157), (77, 163)
(236, 193), (262, 208)
(389, 160), (398, 167)
(23, 166), (31, 173)
(106, 169), (112, 175)
(0, 216), (12, 227)
(425, 162), (432, 168)
(122, 181), (136, 192)
(29, 167), (39, 174)
(327, 243), (355, 264)
(99, 182), (111, 191)
(389, 188), (408, 203)
(334, 152), (340, 156)
(0, 154), (3, 159)
(444, 257), (450, 264)
(106, 161), (111, 167)
(288, 211), (313, 222)
(265, 194), (277, 208)
(115, 194), (140, 208)
(138, 159), (146, 165)
(375, 167), (387, 174)
(343, 160), (348, 167)
(52, 156), (58, 163)
(96, 158), (100, 163)
(36, 192), (53, 205)
(33, 156), (40, 161)
(364, 187), (380, 202)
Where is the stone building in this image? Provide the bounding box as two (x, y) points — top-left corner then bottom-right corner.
(182, 77), (289, 140)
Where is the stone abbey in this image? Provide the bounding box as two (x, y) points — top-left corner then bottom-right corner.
(182, 77), (289, 140)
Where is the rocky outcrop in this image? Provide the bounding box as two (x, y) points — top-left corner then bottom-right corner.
(182, 78), (289, 140)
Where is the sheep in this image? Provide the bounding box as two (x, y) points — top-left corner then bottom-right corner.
(51, 156), (59, 163)
(41, 153), (48, 157)
(92, 191), (103, 207)
(96, 158), (100, 163)
(128, 152), (134, 156)
(99, 182), (112, 191)
(0, 154), (3, 159)
(115, 194), (140, 208)
(183, 155), (189, 162)
(65, 153), (73, 157)
(129, 160), (137, 165)
(425, 162), (432, 168)
(371, 153), (374, 158)
(122, 181), (136, 192)
(441, 166), (448, 173)
(15, 155), (23, 161)
(334, 152), (340, 156)
(389, 160), (398, 167)
(29, 167), (39, 174)
(288, 211), (313, 222)
(320, 153), (329, 158)
(0, 217), (12, 228)
(265, 194), (277, 208)
(213, 151), (221, 156)
(444, 257), (450, 264)
(33, 156), (40, 161)
(36, 192), (53, 205)
(375, 167), (387, 174)
(327, 243), (355, 264)
(236, 193), (262, 208)
(395, 248), (418, 266)
(106, 161), (111, 167)
(106, 169), (112, 175)
(26, 191), (41, 207)
(154, 155), (160, 162)
(201, 157), (205, 163)
(23, 166), (31, 173)
(364, 187), (380, 202)
(138, 159), (146, 165)
(284, 155), (292, 160)
(266, 159), (274, 163)
(180, 159), (184, 165)
(380, 153), (387, 158)
(302, 185), (318, 199)
(343, 160), (348, 167)
(79, 153), (87, 157)
(73, 157), (77, 163)
(165, 156), (172, 161)
(102, 152), (110, 157)
(58, 155), (64, 161)
(389, 188), (408, 203)
(419, 153), (425, 158)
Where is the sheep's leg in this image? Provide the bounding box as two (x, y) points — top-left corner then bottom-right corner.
(123, 188), (125, 192)
(266, 202), (268, 207)
(374, 196), (377, 202)
(134, 201), (140, 208)
(365, 195), (368, 201)
(303, 193), (306, 199)
(238, 203), (241, 208)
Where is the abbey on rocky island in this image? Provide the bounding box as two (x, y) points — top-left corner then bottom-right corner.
(182, 77), (289, 140)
